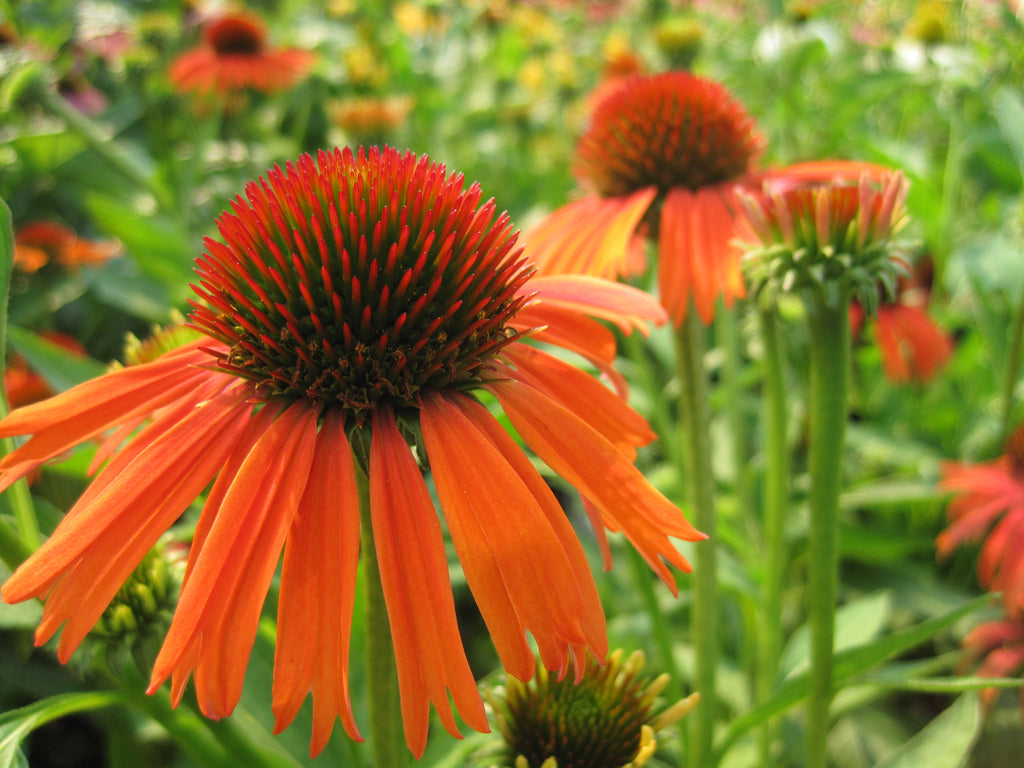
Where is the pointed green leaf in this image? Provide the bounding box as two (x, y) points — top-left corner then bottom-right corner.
(871, 694), (980, 768)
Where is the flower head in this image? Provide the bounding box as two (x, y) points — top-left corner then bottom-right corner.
(526, 71), (764, 326)
(850, 264), (952, 383)
(961, 613), (1024, 715)
(938, 423), (1024, 617)
(488, 649), (698, 768)
(168, 10), (314, 97)
(13, 221), (121, 273)
(739, 161), (910, 312)
(0, 146), (702, 758)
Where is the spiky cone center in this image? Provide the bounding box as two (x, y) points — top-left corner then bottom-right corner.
(739, 170), (911, 312)
(574, 71), (763, 199)
(493, 651), (679, 768)
(189, 146), (532, 422)
(205, 13), (267, 56)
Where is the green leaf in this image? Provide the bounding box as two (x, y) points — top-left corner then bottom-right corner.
(871, 694), (981, 768)
(0, 691), (130, 768)
(712, 594), (993, 765)
(6, 325), (108, 392)
(993, 87), (1024, 178)
(780, 591), (892, 679)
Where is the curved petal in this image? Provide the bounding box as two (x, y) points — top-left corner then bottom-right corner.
(369, 407), (487, 758)
(502, 344), (655, 460)
(149, 402), (319, 719)
(2, 382), (255, 663)
(273, 410), (363, 754)
(525, 189), (655, 279)
(487, 377), (704, 594)
(659, 185), (745, 327)
(420, 391), (606, 680)
(520, 273), (667, 335)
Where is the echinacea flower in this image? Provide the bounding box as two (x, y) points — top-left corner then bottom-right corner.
(938, 424), (1024, 616)
(961, 613), (1024, 714)
(739, 160), (910, 312)
(849, 270), (952, 383)
(525, 71), (764, 326)
(487, 649), (699, 768)
(13, 221), (121, 273)
(0, 146), (703, 757)
(168, 10), (314, 97)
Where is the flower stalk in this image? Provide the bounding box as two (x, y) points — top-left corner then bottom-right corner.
(802, 288), (850, 768)
(675, 307), (718, 768)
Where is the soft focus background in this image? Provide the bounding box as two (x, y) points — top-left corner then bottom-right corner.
(2, 1), (1024, 767)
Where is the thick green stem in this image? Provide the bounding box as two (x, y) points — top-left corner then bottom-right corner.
(715, 304), (753, 526)
(676, 310), (717, 768)
(354, 454), (408, 768)
(755, 308), (789, 766)
(803, 291), (851, 768)
(1000, 274), (1024, 442)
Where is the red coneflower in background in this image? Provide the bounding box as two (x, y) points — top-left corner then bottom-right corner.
(525, 71), (764, 326)
(938, 424), (1024, 617)
(168, 10), (314, 97)
(961, 613), (1024, 715)
(0, 146), (703, 757)
(13, 221), (121, 273)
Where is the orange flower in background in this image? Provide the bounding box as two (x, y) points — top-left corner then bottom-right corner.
(962, 614), (1024, 714)
(4, 332), (88, 409)
(850, 289), (952, 383)
(938, 424), (1024, 616)
(168, 10), (314, 96)
(0, 146), (702, 758)
(13, 221), (121, 273)
(526, 71), (764, 326)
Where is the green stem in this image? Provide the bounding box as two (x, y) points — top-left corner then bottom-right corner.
(803, 290), (851, 768)
(354, 453), (408, 768)
(715, 304), (752, 525)
(37, 88), (175, 214)
(1000, 274), (1024, 442)
(676, 309), (717, 768)
(755, 307), (789, 767)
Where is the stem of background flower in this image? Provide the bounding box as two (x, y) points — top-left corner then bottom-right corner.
(755, 307), (789, 767)
(714, 304), (753, 543)
(999, 274), (1024, 442)
(802, 289), (851, 768)
(354, 458), (408, 768)
(0, 197), (40, 558)
(675, 309), (718, 768)
(627, 546), (690, 758)
(37, 88), (176, 215)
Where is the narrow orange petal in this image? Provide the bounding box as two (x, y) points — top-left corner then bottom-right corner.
(150, 402), (318, 719)
(369, 407), (487, 758)
(273, 410), (363, 753)
(522, 273), (668, 334)
(489, 378), (704, 594)
(502, 344), (654, 459)
(423, 391), (607, 670)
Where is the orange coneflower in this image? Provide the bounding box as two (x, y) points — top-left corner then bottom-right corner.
(13, 221), (121, 273)
(962, 613), (1024, 716)
(938, 424), (1024, 617)
(526, 71), (764, 326)
(0, 146), (702, 758)
(168, 10), (314, 97)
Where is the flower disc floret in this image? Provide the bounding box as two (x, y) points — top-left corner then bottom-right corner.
(575, 72), (763, 199)
(189, 146), (532, 420)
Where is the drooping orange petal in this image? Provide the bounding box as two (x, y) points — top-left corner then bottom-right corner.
(502, 344), (655, 460)
(421, 391), (607, 679)
(369, 407), (487, 758)
(521, 273), (668, 335)
(874, 304), (952, 383)
(150, 402), (319, 719)
(658, 185), (745, 327)
(0, 343), (216, 492)
(525, 189), (655, 280)
(1, 380), (251, 608)
(488, 377), (704, 594)
(273, 410), (363, 754)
